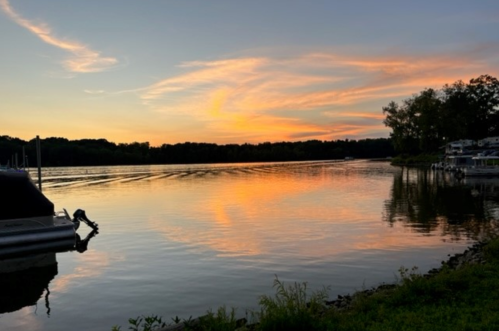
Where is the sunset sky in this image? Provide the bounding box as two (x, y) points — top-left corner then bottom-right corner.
(1, 0), (498, 146)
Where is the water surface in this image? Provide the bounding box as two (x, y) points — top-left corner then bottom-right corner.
(1, 160), (497, 330)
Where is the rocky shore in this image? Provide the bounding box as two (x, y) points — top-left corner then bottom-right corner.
(326, 240), (487, 311)
(159, 240), (490, 331)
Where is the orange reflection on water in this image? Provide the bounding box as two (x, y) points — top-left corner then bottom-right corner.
(44, 162), (477, 264)
(146, 164), (401, 258)
(10, 306), (43, 330)
(51, 250), (114, 293)
(353, 223), (451, 252)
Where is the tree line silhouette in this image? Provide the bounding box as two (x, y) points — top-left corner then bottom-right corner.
(0, 136), (394, 167)
(382, 74), (499, 154)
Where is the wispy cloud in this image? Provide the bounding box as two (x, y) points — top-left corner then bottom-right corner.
(130, 46), (498, 143)
(84, 89), (106, 94)
(139, 50), (494, 114)
(0, 0), (118, 73)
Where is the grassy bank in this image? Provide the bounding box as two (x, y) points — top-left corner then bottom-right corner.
(113, 237), (499, 331)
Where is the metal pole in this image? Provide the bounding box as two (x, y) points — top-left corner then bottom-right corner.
(36, 135), (42, 191)
(22, 146), (26, 170)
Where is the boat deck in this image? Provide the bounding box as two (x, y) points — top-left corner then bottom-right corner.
(0, 217), (75, 247)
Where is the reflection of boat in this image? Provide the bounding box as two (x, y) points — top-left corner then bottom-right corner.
(462, 176), (499, 199)
(445, 155), (474, 172)
(431, 155), (474, 171)
(0, 229), (98, 315)
(463, 156), (499, 177)
(0, 168), (98, 257)
(0, 252), (58, 314)
(463, 176), (499, 186)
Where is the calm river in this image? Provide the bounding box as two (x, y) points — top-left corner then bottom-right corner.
(1, 160), (498, 330)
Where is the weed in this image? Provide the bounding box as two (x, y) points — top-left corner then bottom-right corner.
(254, 275), (330, 331)
(112, 315), (166, 331)
(198, 306), (240, 331)
(398, 266), (421, 283)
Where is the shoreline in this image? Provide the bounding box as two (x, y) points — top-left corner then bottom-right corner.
(154, 237), (495, 331)
(325, 239), (488, 311)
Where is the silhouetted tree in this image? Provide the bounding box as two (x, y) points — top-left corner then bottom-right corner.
(383, 74), (499, 154)
(0, 136), (394, 167)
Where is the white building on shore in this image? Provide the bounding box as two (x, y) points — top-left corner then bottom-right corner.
(478, 137), (499, 148)
(444, 139), (475, 155)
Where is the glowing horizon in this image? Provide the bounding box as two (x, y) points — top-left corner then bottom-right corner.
(1, 0), (498, 146)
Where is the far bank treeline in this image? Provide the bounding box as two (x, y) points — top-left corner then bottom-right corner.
(0, 136), (394, 167)
(382, 74), (499, 154)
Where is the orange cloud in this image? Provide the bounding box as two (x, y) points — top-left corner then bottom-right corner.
(96, 44), (497, 144)
(206, 112), (331, 141)
(336, 112), (386, 120)
(136, 49), (497, 117)
(0, 0), (118, 73)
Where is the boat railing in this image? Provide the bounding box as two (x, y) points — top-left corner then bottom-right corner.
(471, 156), (499, 167)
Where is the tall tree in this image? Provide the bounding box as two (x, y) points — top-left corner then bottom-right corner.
(411, 88), (442, 152)
(466, 74), (499, 138)
(440, 80), (470, 142)
(383, 100), (418, 153)
(382, 89), (441, 153)
(383, 74), (499, 154)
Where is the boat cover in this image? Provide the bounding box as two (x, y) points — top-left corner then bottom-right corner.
(0, 171), (54, 220)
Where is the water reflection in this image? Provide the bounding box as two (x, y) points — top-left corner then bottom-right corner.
(145, 161), (390, 258)
(384, 167), (499, 240)
(0, 230), (99, 316)
(0, 253), (57, 315)
(6, 161), (499, 331)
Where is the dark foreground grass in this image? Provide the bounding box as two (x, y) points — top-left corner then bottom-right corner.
(113, 238), (499, 331)
(327, 264), (499, 331)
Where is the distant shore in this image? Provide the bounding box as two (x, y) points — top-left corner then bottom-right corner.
(388, 153), (440, 166)
(1, 135), (394, 167)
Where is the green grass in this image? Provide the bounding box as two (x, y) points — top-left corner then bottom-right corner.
(253, 276), (330, 331)
(113, 237), (499, 331)
(327, 264), (499, 330)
